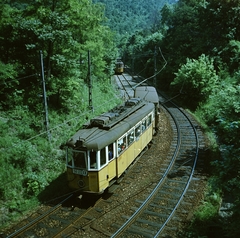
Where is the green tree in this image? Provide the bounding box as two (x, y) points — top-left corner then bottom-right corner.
(171, 54), (219, 109)
(0, 0), (116, 110)
(159, 0), (204, 88)
(158, 0), (240, 87)
(220, 40), (240, 74)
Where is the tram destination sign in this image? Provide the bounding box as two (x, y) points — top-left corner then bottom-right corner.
(73, 169), (88, 176)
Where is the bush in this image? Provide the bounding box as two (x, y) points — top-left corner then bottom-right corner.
(0, 77), (121, 229)
(178, 181), (222, 237)
(171, 54), (219, 109)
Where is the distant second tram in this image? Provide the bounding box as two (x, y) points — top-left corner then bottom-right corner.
(115, 59), (124, 74)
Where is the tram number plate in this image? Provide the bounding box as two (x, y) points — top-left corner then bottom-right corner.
(73, 169), (88, 176)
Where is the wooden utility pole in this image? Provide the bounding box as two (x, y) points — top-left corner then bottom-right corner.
(87, 50), (93, 112)
(154, 46), (157, 87)
(40, 50), (51, 141)
(132, 57), (135, 74)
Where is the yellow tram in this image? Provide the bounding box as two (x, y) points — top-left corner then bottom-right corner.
(65, 88), (159, 194)
(134, 86), (160, 130)
(115, 60), (124, 74)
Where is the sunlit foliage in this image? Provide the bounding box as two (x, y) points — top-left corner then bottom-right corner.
(171, 54), (219, 109)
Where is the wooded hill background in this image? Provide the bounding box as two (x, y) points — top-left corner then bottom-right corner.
(1, 1), (239, 236)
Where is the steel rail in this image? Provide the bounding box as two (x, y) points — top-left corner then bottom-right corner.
(111, 90), (199, 237)
(153, 97), (200, 237)
(116, 75), (131, 99)
(6, 194), (73, 238)
(111, 96), (181, 238)
(121, 74), (135, 92)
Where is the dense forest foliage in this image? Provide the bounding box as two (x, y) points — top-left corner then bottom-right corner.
(93, 0), (176, 34)
(1, 0), (240, 236)
(96, 0), (240, 236)
(115, 0), (240, 236)
(93, 0), (177, 57)
(0, 0), (121, 228)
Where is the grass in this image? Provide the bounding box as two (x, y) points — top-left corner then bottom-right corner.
(0, 78), (122, 230)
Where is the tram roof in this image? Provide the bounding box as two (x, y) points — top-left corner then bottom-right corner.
(67, 102), (154, 150)
(134, 86), (159, 105)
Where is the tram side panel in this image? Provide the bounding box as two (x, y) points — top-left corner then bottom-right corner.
(116, 144), (134, 177)
(108, 159), (117, 181)
(116, 120), (154, 178)
(92, 148), (117, 192)
(90, 146), (117, 192)
(86, 172), (97, 192)
(141, 124), (154, 150)
(97, 166), (109, 193)
(133, 124), (153, 159)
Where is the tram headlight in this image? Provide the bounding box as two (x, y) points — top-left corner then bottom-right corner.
(78, 180), (85, 188)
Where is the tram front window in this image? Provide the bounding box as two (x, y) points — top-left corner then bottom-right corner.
(73, 151), (87, 168)
(66, 148), (73, 167)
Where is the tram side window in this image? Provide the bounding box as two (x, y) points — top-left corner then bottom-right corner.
(90, 151), (97, 169)
(118, 136), (126, 154)
(142, 119), (147, 132)
(135, 124), (141, 138)
(147, 114), (152, 127)
(108, 143), (114, 160)
(127, 130), (134, 146)
(100, 148), (106, 167)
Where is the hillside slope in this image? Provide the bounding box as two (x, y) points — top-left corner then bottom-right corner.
(93, 0), (176, 34)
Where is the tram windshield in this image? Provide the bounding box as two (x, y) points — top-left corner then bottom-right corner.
(66, 148), (87, 169)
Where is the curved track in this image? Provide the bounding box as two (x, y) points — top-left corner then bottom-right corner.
(107, 74), (205, 237)
(4, 73), (206, 238)
(109, 81), (200, 237)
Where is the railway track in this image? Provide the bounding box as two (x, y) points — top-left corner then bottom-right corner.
(4, 73), (206, 238)
(106, 90), (200, 237)
(5, 194), (94, 238)
(105, 74), (206, 237)
(116, 74), (135, 99)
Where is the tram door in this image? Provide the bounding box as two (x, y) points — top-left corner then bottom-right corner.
(107, 143), (117, 181)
